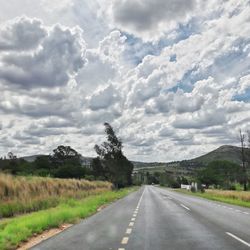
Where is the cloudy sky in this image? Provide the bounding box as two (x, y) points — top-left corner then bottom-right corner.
(0, 0), (250, 162)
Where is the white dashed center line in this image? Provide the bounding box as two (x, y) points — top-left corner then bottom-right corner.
(180, 204), (190, 211)
(129, 222), (134, 227)
(226, 232), (250, 247)
(121, 237), (129, 245)
(117, 188), (145, 250)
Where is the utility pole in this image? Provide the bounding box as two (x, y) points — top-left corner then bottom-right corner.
(239, 129), (247, 191)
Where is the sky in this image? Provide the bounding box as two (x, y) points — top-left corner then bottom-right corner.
(0, 0), (250, 162)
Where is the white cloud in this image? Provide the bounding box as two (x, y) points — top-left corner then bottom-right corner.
(0, 16), (86, 89)
(111, 0), (197, 41)
(0, 0), (250, 162)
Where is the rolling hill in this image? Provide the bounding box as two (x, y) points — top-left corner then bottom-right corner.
(191, 145), (250, 165)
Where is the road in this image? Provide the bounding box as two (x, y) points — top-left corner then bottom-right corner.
(32, 186), (250, 250)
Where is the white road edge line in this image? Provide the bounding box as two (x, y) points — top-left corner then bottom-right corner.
(226, 232), (250, 247)
(180, 204), (190, 211)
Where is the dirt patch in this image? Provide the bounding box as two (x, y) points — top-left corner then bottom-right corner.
(17, 224), (73, 250)
(97, 204), (108, 212)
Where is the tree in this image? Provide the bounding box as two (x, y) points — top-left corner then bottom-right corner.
(50, 145), (81, 166)
(54, 164), (85, 179)
(6, 152), (18, 174)
(94, 123), (133, 188)
(239, 130), (248, 191)
(34, 156), (51, 169)
(197, 160), (241, 189)
(91, 157), (107, 179)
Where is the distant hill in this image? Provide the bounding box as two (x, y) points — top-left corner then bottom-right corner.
(21, 155), (46, 162)
(134, 145), (250, 172)
(19, 145), (250, 169)
(191, 145), (250, 165)
(20, 155), (93, 166)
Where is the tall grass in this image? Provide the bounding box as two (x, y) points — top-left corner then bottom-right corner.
(205, 189), (250, 202)
(176, 189), (250, 208)
(0, 188), (136, 250)
(0, 173), (112, 217)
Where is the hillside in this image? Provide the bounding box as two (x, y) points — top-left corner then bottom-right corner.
(21, 155), (93, 166)
(18, 145), (250, 171)
(192, 145), (250, 165)
(134, 145), (250, 173)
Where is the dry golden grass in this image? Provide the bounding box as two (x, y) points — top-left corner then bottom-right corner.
(0, 173), (112, 217)
(206, 189), (250, 202)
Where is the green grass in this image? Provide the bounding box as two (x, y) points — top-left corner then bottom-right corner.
(175, 189), (250, 208)
(0, 187), (138, 250)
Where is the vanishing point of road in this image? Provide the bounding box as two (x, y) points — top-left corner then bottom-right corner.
(32, 186), (250, 250)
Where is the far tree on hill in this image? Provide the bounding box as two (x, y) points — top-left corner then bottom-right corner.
(50, 145), (81, 166)
(93, 122), (133, 188)
(239, 130), (248, 191)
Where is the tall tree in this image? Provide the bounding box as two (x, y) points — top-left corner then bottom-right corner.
(94, 123), (133, 188)
(239, 130), (248, 191)
(50, 145), (81, 166)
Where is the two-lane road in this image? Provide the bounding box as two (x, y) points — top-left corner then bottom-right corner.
(32, 186), (250, 250)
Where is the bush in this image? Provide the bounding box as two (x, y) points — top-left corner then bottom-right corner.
(228, 184), (236, 190)
(171, 182), (181, 189)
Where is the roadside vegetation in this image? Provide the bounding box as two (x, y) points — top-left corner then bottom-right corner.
(0, 173), (112, 218)
(0, 187), (137, 250)
(177, 189), (250, 208)
(0, 123), (136, 249)
(0, 123), (134, 188)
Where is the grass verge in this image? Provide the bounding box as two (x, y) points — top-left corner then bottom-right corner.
(0, 187), (138, 250)
(175, 189), (250, 208)
(0, 173), (112, 218)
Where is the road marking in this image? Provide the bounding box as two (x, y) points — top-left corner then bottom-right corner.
(121, 237), (129, 244)
(118, 187), (145, 250)
(180, 204), (190, 211)
(137, 188), (146, 207)
(243, 212), (249, 215)
(226, 232), (250, 247)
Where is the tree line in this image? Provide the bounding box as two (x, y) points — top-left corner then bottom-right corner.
(0, 123), (134, 188)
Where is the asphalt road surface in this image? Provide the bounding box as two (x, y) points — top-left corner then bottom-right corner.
(32, 186), (250, 250)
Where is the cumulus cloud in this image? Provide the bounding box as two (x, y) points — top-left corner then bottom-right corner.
(0, 16), (86, 89)
(111, 0), (197, 40)
(1, 1), (250, 162)
(0, 16), (47, 51)
(88, 84), (119, 110)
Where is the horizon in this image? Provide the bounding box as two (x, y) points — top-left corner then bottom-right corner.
(4, 143), (244, 164)
(0, 0), (250, 162)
